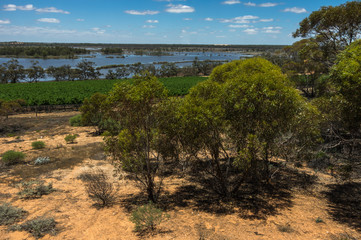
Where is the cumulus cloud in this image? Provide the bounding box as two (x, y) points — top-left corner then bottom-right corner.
(220, 15), (259, 24)
(222, 0), (241, 5)
(125, 10), (160, 15)
(0, 19), (10, 24)
(36, 7), (70, 14)
(143, 25), (156, 28)
(243, 28), (258, 34)
(92, 27), (105, 34)
(183, 18), (192, 21)
(244, 2), (257, 7)
(244, 2), (279, 7)
(259, 18), (274, 22)
(37, 18), (60, 23)
(283, 7), (307, 13)
(205, 17), (213, 21)
(262, 26), (282, 33)
(165, 4), (195, 13)
(229, 24), (251, 28)
(146, 20), (159, 23)
(3, 4), (35, 11)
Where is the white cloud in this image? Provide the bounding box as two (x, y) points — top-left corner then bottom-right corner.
(76, 19), (85, 22)
(143, 25), (156, 28)
(259, 2), (279, 7)
(3, 4), (35, 11)
(36, 7), (70, 14)
(124, 10), (160, 15)
(220, 15), (259, 24)
(262, 26), (282, 33)
(259, 18), (274, 22)
(243, 28), (258, 34)
(183, 18), (192, 21)
(146, 20), (159, 23)
(222, 0), (241, 5)
(283, 7), (307, 13)
(0, 19), (10, 24)
(216, 35), (226, 38)
(264, 30), (281, 33)
(92, 27), (105, 34)
(37, 18), (60, 23)
(244, 2), (257, 7)
(205, 17), (213, 21)
(229, 24), (251, 28)
(165, 4), (195, 13)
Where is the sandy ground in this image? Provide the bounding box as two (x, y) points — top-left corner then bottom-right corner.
(0, 111), (360, 240)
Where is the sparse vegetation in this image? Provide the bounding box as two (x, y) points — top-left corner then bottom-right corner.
(34, 156), (51, 165)
(1, 150), (25, 165)
(0, 203), (28, 226)
(10, 216), (57, 238)
(69, 114), (83, 127)
(80, 168), (116, 207)
(64, 134), (79, 144)
(17, 180), (55, 199)
(130, 202), (169, 233)
(31, 141), (46, 149)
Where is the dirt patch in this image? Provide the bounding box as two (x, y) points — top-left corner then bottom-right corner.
(0, 111), (360, 240)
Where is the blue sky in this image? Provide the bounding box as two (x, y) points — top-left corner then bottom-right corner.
(0, 0), (350, 44)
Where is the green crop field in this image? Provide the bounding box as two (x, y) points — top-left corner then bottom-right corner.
(0, 76), (207, 106)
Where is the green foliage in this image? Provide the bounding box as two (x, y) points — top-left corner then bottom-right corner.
(31, 141), (45, 149)
(69, 114), (83, 126)
(17, 180), (55, 199)
(80, 93), (107, 133)
(0, 203), (28, 226)
(1, 150), (25, 165)
(64, 134), (79, 144)
(0, 46), (88, 58)
(331, 39), (361, 131)
(0, 77), (206, 105)
(0, 99), (24, 119)
(130, 202), (169, 232)
(10, 216), (57, 238)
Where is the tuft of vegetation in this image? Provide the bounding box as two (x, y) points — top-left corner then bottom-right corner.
(80, 168), (116, 207)
(1, 150), (25, 166)
(277, 223), (294, 233)
(69, 114), (83, 127)
(0, 203), (28, 226)
(34, 156), (51, 165)
(64, 134), (79, 144)
(17, 180), (55, 199)
(31, 141), (45, 150)
(315, 217), (324, 223)
(130, 202), (169, 233)
(10, 216), (57, 239)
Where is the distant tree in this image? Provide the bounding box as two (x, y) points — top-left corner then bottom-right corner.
(76, 60), (100, 80)
(1, 59), (26, 83)
(105, 67), (129, 79)
(27, 61), (45, 83)
(159, 63), (178, 77)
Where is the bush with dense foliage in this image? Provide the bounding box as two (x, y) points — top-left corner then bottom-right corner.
(1, 150), (25, 165)
(31, 141), (45, 149)
(0, 203), (28, 226)
(69, 114), (83, 127)
(64, 134), (79, 144)
(130, 202), (169, 232)
(10, 216), (57, 238)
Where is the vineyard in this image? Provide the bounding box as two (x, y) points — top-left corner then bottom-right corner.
(0, 76), (206, 106)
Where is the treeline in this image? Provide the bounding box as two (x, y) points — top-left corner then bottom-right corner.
(0, 46), (89, 58)
(0, 58), (223, 83)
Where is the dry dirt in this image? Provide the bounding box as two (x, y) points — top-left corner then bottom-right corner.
(0, 111), (360, 240)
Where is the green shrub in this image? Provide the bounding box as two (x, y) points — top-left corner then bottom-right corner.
(10, 216), (56, 238)
(17, 180), (55, 199)
(130, 202), (169, 232)
(1, 150), (26, 165)
(31, 141), (45, 150)
(69, 114), (83, 127)
(0, 203), (28, 225)
(64, 134), (79, 144)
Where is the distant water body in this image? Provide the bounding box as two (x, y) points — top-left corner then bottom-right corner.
(0, 51), (251, 81)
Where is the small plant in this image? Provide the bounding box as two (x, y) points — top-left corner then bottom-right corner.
(69, 114), (83, 127)
(1, 150), (26, 166)
(34, 157), (51, 165)
(80, 169), (116, 207)
(10, 216), (56, 238)
(17, 180), (55, 199)
(6, 133), (16, 137)
(277, 223), (294, 233)
(31, 141), (46, 150)
(64, 134), (79, 144)
(315, 217), (324, 223)
(0, 203), (28, 225)
(130, 202), (169, 233)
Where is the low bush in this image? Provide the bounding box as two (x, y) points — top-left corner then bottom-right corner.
(31, 141), (45, 150)
(1, 150), (25, 165)
(64, 134), (79, 144)
(69, 114), (83, 127)
(130, 202), (169, 233)
(34, 157), (51, 165)
(80, 169), (116, 207)
(10, 216), (56, 238)
(17, 180), (55, 199)
(0, 203), (28, 226)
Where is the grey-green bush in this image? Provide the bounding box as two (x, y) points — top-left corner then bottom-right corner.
(130, 202), (169, 232)
(0, 203), (28, 225)
(69, 114), (83, 127)
(10, 216), (56, 238)
(17, 180), (55, 199)
(1, 150), (25, 165)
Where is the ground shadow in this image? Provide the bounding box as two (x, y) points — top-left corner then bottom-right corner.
(323, 182), (361, 231)
(121, 160), (317, 220)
